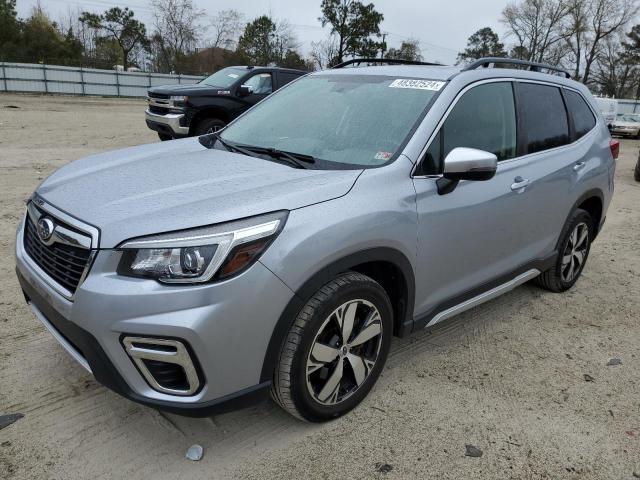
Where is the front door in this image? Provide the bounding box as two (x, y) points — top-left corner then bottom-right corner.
(412, 81), (541, 321)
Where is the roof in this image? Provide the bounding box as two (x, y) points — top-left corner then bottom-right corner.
(312, 63), (586, 91)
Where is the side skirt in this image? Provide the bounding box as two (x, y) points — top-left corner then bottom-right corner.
(412, 254), (555, 332)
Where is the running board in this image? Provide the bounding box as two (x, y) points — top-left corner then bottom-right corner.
(425, 269), (541, 328)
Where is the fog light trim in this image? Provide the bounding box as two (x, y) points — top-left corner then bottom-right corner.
(122, 336), (201, 396)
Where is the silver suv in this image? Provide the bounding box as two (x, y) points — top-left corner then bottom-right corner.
(15, 58), (617, 422)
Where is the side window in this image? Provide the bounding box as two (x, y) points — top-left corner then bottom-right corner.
(564, 90), (596, 140)
(279, 72), (302, 88)
(516, 83), (569, 154)
(244, 73), (273, 95)
(420, 82), (517, 175)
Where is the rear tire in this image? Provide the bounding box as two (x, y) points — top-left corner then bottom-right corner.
(634, 159), (640, 182)
(194, 117), (226, 136)
(535, 208), (593, 292)
(271, 272), (393, 422)
(158, 133), (172, 141)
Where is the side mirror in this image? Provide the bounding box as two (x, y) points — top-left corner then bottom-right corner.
(437, 147), (498, 195)
(237, 85), (254, 96)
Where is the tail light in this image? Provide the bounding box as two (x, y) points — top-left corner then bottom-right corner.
(609, 139), (620, 160)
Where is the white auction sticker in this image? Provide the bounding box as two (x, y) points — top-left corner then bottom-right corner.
(388, 79), (445, 91)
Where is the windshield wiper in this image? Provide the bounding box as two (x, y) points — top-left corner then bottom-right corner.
(241, 145), (316, 169)
(213, 134), (261, 159)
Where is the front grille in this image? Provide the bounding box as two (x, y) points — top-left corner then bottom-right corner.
(148, 91), (169, 99)
(23, 215), (92, 294)
(149, 105), (169, 115)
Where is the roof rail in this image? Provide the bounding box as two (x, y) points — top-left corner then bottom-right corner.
(462, 57), (571, 79)
(333, 58), (441, 69)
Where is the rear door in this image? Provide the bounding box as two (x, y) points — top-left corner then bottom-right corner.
(412, 80), (576, 320)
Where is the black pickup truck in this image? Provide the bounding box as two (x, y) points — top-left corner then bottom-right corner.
(145, 66), (307, 140)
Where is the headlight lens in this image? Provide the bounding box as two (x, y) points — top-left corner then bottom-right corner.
(116, 211), (287, 284)
(170, 95), (188, 106)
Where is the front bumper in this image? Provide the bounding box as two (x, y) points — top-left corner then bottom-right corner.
(145, 109), (190, 137)
(15, 218), (295, 416)
(611, 127), (639, 137)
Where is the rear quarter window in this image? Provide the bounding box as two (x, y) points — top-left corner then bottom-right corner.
(564, 90), (597, 140)
(516, 83), (569, 155)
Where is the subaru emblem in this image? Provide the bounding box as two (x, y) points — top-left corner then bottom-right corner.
(37, 217), (55, 243)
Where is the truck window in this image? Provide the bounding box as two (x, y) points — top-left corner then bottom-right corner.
(244, 73), (273, 95)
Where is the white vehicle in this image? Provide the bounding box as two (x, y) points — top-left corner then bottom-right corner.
(611, 114), (640, 139)
(595, 97), (618, 125)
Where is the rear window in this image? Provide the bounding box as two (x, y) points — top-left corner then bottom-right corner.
(516, 83), (569, 155)
(564, 90), (596, 140)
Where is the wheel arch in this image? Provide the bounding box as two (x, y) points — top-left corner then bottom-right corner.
(571, 189), (604, 240)
(259, 247), (415, 383)
(188, 108), (229, 135)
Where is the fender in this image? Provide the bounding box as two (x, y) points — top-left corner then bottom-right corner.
(259, 247), (415, 383)
(565, 188), (605, 243)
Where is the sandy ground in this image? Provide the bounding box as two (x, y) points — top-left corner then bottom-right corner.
(0, 93), (639, 480)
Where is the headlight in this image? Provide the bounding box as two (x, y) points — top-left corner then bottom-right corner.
(116, 211), (288, 284)
(169, 95), (188, 109)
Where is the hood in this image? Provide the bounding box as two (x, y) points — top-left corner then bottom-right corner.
(37, 138), (362, 248)
(148, 83), (219, 96)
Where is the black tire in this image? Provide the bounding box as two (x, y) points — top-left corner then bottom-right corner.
(634, 160), (640, 182)
(535, 208), (594, 292)
(271, 272), (393, 422)
(194, 117), (226, 136)
(158, 133), (172, 141)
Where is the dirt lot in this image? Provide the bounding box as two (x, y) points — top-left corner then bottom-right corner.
(0, 93), (639, 480)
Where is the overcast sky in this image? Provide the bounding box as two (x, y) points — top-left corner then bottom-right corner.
(18, 0), (511, 65)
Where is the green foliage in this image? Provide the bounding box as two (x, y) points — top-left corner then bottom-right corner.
(0, 0), (20, 59)
(319, 0), (384, 64)
(280, 49), (313, 70)
(80, 7), (148, 69)
(237, 15), (277, 66)
(386, 39), (422, 62)
(457, 27), (506, 64)
(0, 4), (83, 64)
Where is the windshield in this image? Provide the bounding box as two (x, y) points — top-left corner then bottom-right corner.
(620, 115), (640, 122)
(201, 67), (245, 88)
(220, 74), (443, 168)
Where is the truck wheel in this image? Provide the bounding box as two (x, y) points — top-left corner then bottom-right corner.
(158, 133), (172, 141)
(535, 209), (593, 292)
(271, 272), (393, 422)
(195, 118), (226, 136)
(634, 161), (640, 182)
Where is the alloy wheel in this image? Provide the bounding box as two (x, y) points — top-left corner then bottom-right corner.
(306, 299), (383, 406)
(561, 222), (589, 282)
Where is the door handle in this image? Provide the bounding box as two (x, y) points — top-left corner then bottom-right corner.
(511, 176), (530, 192)
(573, 161), (586, 172)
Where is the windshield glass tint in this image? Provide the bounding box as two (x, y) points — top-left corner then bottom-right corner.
(201, 68), (244, 87)
(220, 74), (442, 168)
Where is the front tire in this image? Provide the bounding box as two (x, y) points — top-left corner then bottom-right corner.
(271, 272), (393, 422)
(535, 208), (593, 292)
(194, 117), (226, 136)
(158, 133), (172, 141)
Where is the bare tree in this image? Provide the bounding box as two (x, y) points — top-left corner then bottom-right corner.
(592, 34), (636, 96)
(311, 34), (339, 69)
(150, 0), (202, 73)
(210, 9), (244, 50)
(573, 0), (639, 84)
(501, 0), (571, 63)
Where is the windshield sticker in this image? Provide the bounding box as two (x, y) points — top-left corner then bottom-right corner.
(217, 90), (230, 95)
(389, 79), (445, 91)
(374, 151), (393, 161)
(227, 73), (239, 78)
